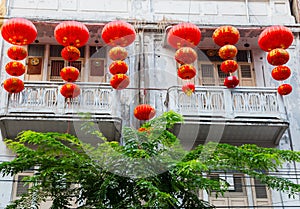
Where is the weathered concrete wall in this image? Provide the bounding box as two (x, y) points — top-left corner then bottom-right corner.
(7, 0), (295, 25)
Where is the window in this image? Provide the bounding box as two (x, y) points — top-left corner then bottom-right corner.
(15, 175), (30, 197)
(49, 45), (84, 81)
(12, 171), (34, 200)
(208, 173), (246, 195)
(27, 45), (45, 75)
(198, 50), (255, 86)
(254, 178), (268, 199)
(89, 46), (106, 81)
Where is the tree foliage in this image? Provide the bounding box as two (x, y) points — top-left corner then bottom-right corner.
(1, 111), (300, 208)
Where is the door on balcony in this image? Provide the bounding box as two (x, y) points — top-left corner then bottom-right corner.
(198, 50), (256, 87)
(25, 44), (45, 81)
(89, 46), (106, 82)
(49, 59), (83, 81)
(49, 45), (84, 82)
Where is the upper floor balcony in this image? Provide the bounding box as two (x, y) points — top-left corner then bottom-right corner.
(165, 86), (289, 148)
(0, 82), (122, 143)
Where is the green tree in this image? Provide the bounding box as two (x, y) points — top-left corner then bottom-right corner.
(1, 111), (300, 208)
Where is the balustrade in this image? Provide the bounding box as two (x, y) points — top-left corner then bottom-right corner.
(167, 86), (287, 120)
(1, 82), (114, 115)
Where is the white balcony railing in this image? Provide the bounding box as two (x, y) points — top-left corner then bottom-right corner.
(166, 86), (287, 120)
(0, 83), (288, 122)
(1, 82), (116, 116)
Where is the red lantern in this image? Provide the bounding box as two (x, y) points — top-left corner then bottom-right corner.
(224, 76), (239, 88)
(110, 74), (130, 90)
(220, 60), (238, 74)
(60, 66), (80, 82)
(267, 48), (289, 66)
(167, 22), (201, 49)
(60, 83), (80, 98)
(278, 84), (292, 95)
(212, 26), (240, 46)
(101, 20), (136, 47)
(7, 46), (27, 60)
(134, 104), (156, 120)
(182, 83), (195, 96)
(61, 46), (80, 61)
(54, 21), (89, 47)
(1, 18), (37, 45)
(175, 47), (197, 65)
(108, 46), (128, 61)
(258, 26), (294, 52)
(138, 127), (152, 133)
(177, 64), (196, 80)
(3, 77), (24, 93)
(218, 45), (238, 60)
(5, 61), (26, 76)
(271, 66), (291, 81)
(109, 61), (128, 75)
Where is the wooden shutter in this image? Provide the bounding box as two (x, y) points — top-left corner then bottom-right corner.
(90, 59), (105, 76)
(16, 175), (30, 197)
(27, 57), (43, 74)
(50, 60), (64, 81)
(217, 64), (227, 86)
(238, 64), (256, 86)
(199, 63), (215, 86)
(254, 179), (268, 199)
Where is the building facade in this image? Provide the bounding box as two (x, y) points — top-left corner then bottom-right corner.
(0, 0), (300, 208)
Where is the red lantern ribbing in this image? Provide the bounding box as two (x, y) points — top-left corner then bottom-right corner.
(109, 61), (128, 75)
(177, 64), (196, 80)
(212, 26), (240, 47)
(7, 46), (27, 60)
(167, 22), (201, 49)
(271, 66), (291, 81)
(220, 60), (238, 74)
(60, 83), (81, 98)
(224, 76), (239, 88)
(1, 18), (37, 45)
(218, 45), (238, 60)
(61, 46), (81, 61)
(108, 46), (128, 61)
(101, 20), (136, 47)
(267, 48), (289, 66)
(3, 77), (24, 93)
(258, 26), (294, 52)
(110, 74), (130, 90)
(175, 47), (197, 65)
(54, 21), (89, 47)
(182, 83), (195, 96)
(134, 104), (156, 120)
(60, 66), (80, 82)
(5, 61), (26, 76)
(278, 84), (292, 96)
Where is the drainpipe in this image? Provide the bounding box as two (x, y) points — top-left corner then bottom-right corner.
(6, 0), (10, 17)
(245, 0), (250, 23)
(138, 31), (145, 105)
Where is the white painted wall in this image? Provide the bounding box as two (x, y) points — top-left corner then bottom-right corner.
(7, 0), (295, 24)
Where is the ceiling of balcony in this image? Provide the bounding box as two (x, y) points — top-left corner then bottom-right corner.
(33, 21), (263, 49)
(171, 117), (289, 149)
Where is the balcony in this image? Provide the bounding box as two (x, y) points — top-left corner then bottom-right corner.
(166, 86), (289, 148)
(0, 82), (122, 143)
